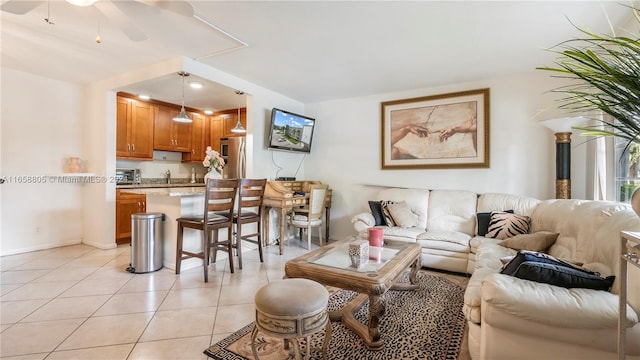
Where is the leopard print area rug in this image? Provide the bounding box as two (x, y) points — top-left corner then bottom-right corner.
(204, 271), (466, 360)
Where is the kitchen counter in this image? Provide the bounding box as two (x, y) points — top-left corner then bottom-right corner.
(117, 183), (206, 189)
(119, 186), (208, 272)
(119, 186), (206, 197)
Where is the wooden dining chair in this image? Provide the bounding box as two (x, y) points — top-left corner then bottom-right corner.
(233, 178), (267, 268)
(288, 184), (329, 250)
(175, 178), (240, 282)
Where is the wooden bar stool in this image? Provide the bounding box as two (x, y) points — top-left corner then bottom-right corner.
(251, 278), (331, 360)
(175, 178), (239, 282)
(233, 178), (267, 268)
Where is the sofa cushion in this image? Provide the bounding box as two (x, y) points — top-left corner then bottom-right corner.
(387, 201), (419, 228)
(501, 251), (615, 291)
(417, 230), (472, 253)
(368, 201), (386, 226)
(378, 226), (424, 242)
(498, 231), (559, 252)
(477, 210), (512, 236)
(486, 211), (530, 240)
(476, 193), (541, 217)
(427, 190), (478, 234)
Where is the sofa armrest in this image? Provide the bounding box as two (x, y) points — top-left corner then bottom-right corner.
(351, 212), (375, 233)
(482, 273), (638, 328)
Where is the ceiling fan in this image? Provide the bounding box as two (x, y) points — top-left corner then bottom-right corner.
(0, 0), (194, 42)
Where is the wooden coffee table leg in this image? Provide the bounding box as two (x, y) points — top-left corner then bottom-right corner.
(367, 294), (385, 350)
(391, 256), (421, 291)
(327, 293), (385, 350)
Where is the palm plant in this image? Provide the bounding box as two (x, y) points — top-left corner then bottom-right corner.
(538, 6), (640, 152)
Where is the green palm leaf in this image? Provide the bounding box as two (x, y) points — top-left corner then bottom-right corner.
(538, 5), (640, 150)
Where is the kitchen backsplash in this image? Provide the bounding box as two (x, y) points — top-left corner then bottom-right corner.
(117, 150), (206, 182)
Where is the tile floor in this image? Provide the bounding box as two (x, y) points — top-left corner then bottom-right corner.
(0, 238), (470, 360)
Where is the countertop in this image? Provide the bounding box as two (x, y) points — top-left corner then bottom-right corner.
(117, 183), (206, 189)
(119, 186), (206, 197)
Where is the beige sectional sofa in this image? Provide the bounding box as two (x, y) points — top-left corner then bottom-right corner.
(351, 187), (640, 360)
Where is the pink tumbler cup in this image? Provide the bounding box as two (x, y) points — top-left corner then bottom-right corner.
(368, 228), (383, 247)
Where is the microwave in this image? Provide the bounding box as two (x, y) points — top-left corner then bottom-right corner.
(115, 168), (141, 185)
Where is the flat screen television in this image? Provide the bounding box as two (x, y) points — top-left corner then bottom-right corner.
(267, 108), (316, 153)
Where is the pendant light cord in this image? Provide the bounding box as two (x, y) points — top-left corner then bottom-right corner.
(181, 73), (186, 110)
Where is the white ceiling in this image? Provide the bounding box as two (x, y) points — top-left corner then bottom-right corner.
(1, 1), (636, 112)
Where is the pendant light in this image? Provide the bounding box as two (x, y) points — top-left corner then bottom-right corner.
(173, 71), (192, 123)
(231, 90), (246, 133)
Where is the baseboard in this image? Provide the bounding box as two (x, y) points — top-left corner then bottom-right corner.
(0, 239), (82, 256)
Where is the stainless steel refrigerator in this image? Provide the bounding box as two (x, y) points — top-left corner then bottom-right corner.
(220, 137), (246, 179)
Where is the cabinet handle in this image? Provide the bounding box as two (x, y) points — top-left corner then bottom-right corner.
(132, 144), (135, 151)
(127, 144), (131, 151)
(192, 149), (195, 154)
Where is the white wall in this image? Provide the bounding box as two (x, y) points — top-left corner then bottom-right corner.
(1, 68), (85, 255)
(305, 71), (588, 240)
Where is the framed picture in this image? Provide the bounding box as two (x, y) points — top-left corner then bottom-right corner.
(381, 88), (490, 169)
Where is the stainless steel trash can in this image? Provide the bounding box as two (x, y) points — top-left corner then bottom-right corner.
(126, 212), (164, 274)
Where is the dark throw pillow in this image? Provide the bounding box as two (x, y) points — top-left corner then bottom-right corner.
(477, 210), (513, 236)
(501, 251), (615, 291)
(368, 201), (386, 226)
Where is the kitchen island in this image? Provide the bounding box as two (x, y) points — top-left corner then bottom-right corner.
(120, 186), (210, 271)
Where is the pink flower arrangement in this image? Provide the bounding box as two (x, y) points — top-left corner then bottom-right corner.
(203, 146), (225, 173)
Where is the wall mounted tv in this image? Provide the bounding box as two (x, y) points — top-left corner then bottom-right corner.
(267, 108), (316, 153)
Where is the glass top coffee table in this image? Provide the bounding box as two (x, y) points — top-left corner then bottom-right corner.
(284, 237), (422, 350)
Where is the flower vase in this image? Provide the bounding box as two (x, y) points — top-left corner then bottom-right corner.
(204, 170), (222, 183)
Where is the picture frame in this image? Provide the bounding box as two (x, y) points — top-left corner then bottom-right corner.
(381, 88), (490, 169)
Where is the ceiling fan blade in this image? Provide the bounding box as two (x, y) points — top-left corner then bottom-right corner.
(1, 0), (44, 15)
(97, 1), (147, 42)
(137, 0), (194, 17)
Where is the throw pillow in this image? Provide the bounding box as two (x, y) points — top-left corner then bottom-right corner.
(477, 210), (513, 236)
(380, 200), (396, 226)
(368, 201), (386, 226)
(500, 250), (615, 291)
(485, 211), (530, 240)
(386, 201), (419, 228)
(498, 231), (559, 252)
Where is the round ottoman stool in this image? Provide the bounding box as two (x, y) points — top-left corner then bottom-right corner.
(251, 278), (331, 360)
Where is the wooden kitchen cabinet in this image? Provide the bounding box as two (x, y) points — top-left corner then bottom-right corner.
(116, 96), (155, 160)
(222, 107), (247, 137)
(115, 189), (146, 245)
(182, 112), (207, 162)
(210, 115), (224, 154)
(154, 105), (192, 152)
(207, 107), (245, 154)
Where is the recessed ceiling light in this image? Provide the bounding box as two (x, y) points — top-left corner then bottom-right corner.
(138, 94), (151, 100)
(204, 110), (213, 115)
(66, 0), (98, 6)
(189, 82), (203, 89)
